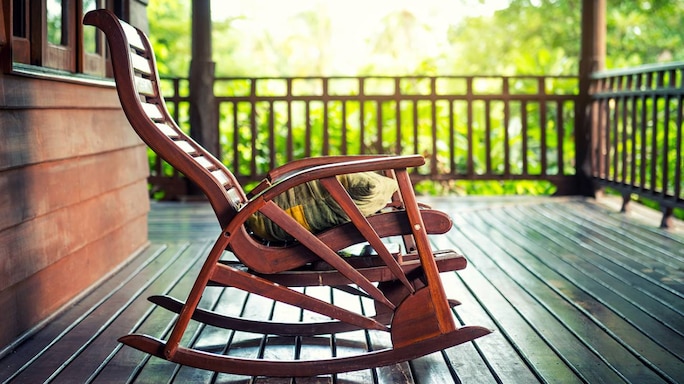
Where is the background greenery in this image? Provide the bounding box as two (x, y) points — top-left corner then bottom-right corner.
(147, 0), (683, 218)
(148, 0), (684, 77)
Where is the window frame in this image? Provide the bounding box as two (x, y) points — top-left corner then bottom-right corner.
(3, 0), (119, 77)
(9, 0), (31, 64)
(82, 0), (110, 75)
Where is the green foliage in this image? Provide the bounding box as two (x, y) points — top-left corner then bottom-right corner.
(445, 0), (684, 74)
(415, 180), (556, 196)
(444, 0), (582, 76)
(606, 0), (684, 67)
(148, 1), (191, 76)
(148, 1), (684, 76)
(147, 1), (683, 200)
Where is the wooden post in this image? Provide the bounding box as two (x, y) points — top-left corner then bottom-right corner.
(576, 0), (605, 196)
(189, 0), (219, 159)
(0, 0), (9, 72)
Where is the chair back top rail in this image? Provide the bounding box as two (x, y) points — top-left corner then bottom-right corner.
(84, 10), (246, 226)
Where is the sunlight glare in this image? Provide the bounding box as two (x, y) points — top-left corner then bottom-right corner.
(210, 0), (510, 75)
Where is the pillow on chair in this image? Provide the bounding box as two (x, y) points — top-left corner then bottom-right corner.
(247, 172), (398, 242)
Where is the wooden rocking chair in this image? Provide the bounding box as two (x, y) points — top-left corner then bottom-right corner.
(84, 9), (490, 377)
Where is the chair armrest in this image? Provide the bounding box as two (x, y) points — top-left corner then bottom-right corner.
(265, 155), (403, 181)
(228, 154), (423, 240)
(246, 155), (403, 198)
(252, 154), (424, 202)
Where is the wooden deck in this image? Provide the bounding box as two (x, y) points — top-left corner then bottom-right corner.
(1, 196), (683, 383)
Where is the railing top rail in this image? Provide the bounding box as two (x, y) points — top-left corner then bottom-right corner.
(591, 61), (684, 79)
(160, 74), (580, 99)
(161, 74), (578, 81)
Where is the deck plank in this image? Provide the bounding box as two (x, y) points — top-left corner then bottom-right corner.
(469, 209), (668, 383)
(507, 204), (684, 319)
(503, 206), (684, 351)
(0, 243), (175, 383)
(438, 270), (545, 384)
(432, 197), (683, 383)
(1, 197), (683, 383)
(95, 241), (212, 383)
(331, 288), (375, 384)
(448, 214), (598, 383)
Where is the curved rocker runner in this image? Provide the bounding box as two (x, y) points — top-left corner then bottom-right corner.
(84, 9), (492, 376)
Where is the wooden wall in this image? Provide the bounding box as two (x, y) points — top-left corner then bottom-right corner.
(0, 72), (150, 350)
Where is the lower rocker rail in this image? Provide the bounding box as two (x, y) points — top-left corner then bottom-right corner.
(148, 294), (461, 336)
(119, 325), (491, 377)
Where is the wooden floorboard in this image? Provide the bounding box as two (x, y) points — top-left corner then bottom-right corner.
(1, 196), (682, 383)
(462, 209), (657, 382)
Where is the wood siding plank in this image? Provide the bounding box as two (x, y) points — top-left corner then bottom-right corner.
(0, 74), (149, 350)
(0, 145), (147, 233)
(0, 185), (148, 347)
(0, 108), (142, 172)
(0, 179), (149, 289)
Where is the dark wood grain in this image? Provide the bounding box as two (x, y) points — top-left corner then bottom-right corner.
(2, 197), (682, 382)
(0, 73), (149, 348)
(80, 9), (488, 378)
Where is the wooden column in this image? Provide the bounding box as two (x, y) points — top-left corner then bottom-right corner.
(575, 0), (606, 196)
(189, 0), (219, 159)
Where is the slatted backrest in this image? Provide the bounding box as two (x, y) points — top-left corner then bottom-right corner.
(84, 10), (245, 227)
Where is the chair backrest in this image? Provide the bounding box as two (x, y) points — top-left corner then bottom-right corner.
(84, 10), (245, 227)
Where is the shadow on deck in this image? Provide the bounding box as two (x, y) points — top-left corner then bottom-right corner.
(1, 196), (683, 383)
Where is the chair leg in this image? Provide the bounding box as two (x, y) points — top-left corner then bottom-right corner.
(391, 287), (447, 348)
(163, 232), (230, 359)
(118, 199), (491, 375)
(394, 169), (456, 334)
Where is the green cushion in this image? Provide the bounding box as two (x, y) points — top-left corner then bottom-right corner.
(247, 172), (398, 242)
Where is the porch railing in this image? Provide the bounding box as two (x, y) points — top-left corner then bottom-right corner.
(158, 75), (580, 194)
(153, 70), (682, 226)
(590, 63), (684, 226)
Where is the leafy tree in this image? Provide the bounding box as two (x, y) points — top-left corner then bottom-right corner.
(443, 0), (684, 76)
(147, 1), (191, 76)
(606, 0), (684, 67)
(149, 1), (684, 77)
(147, 1), (682, 204)
(444, 0), (581, 76)
(147, 1), (241, 76)
(360, 9), (438, 75)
